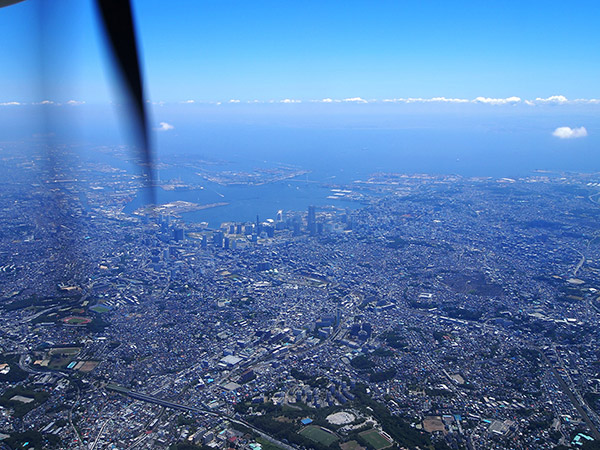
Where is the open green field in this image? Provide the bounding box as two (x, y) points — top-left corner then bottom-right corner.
(89, 304), (110, 313)
(299, 426), (338, 446)
(359, 429), (392, 450)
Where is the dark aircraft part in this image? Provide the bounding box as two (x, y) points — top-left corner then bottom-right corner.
(0, 0), (26, 7)
(95, 0), (156, 203)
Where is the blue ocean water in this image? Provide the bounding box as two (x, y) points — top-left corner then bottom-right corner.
(125, 182), (359, 226)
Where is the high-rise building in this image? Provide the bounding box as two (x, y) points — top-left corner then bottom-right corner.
(255, 215), (263, 235)
(213, 231), (224, 247)
(172, 228), (184, 242)
(307, 205), (316, 235)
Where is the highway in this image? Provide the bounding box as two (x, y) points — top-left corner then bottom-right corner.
(539, 351), (600, 441)
(105, 384), (298, 450)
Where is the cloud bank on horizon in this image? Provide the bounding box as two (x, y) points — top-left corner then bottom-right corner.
(3, 95), (600, 107)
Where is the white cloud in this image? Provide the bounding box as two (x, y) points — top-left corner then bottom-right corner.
(430, 97), (469, 103)
(473, 96), (521, 105)
(535, 95), (568, 104)
(0, 101), (20, 106)
(318, 98), (335, 103)
(181, 100), (195, 104)
(383, 97), (469, 103)
(228, 99), (240, 103)
(280, 99), (301, 103)
(66, 100), (85, 105)
(157, 122), (174, 131)
(369, 95), (600, 106)
(343, 97), (368, 103)
(573, 98), (600, 104)
(552, 126), (587, 139)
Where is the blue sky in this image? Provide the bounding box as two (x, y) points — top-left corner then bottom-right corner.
(0, 0), (599, 104)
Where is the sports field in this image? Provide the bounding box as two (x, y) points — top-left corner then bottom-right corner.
(299, 426), (338, 446)
(62, 316), (92, 325)
(359, 429), (392, 450)
(90, 304), (111, 313)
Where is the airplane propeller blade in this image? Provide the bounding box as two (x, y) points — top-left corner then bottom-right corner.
(95, 0), (156, 204)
